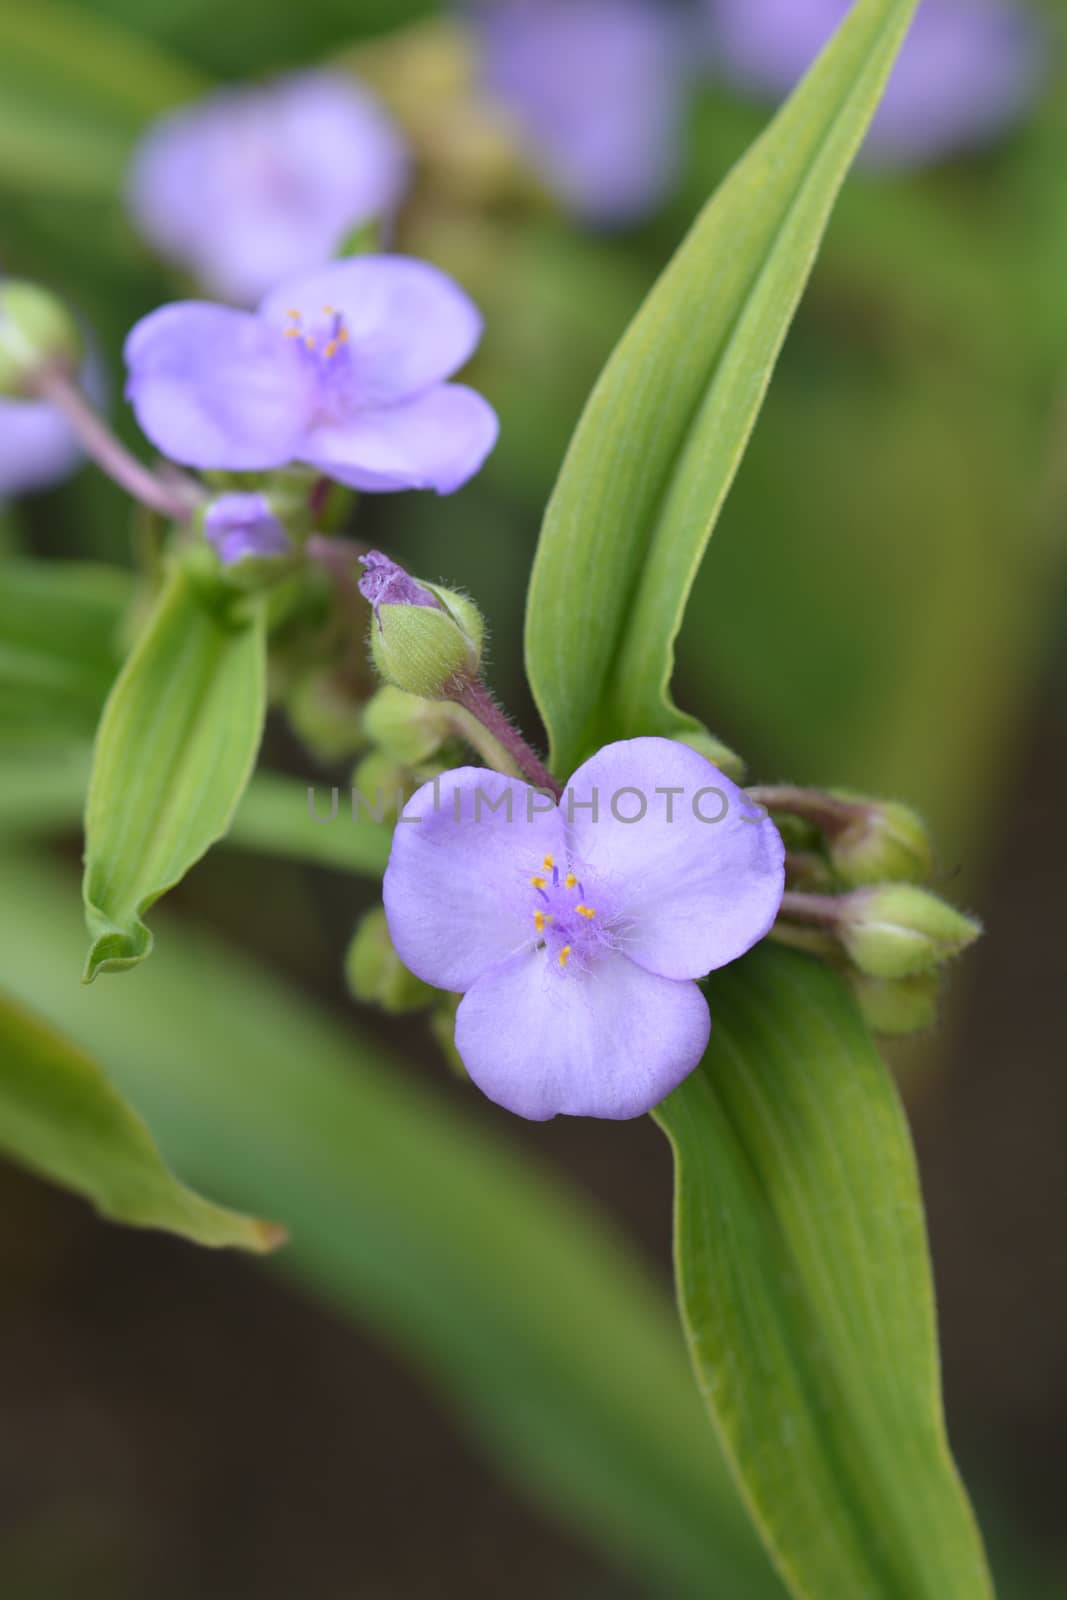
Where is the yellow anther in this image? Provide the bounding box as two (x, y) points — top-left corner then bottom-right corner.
(564, 872), (577, 888)
(338, 327), (350, 345)
(530, 875), (546, 889)
(304, 336), (316, 351)
(286, 308), (300, 320)
(283, 328), (300, 339)
(324, 340), (338, 358)
(533, 909), (547, 933)
(543, 854), (555, 870)
(322, 305), (334, 315)
(559, 945), (572, 968)
(577, 905), (596, 920)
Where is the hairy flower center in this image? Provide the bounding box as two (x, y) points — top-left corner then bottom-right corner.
(283, 304), (351, 361)
(528, 854), (603, 970)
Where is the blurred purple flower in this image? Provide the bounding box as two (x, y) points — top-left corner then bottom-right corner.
(706, 0), (1044, 166)
(204, 492), (291, 565)
(124, 255), (499, 495)
(0, 394), (82, 497)
(127, 72), (410, 305)
(384, 738), (785, 1120)
(477, 0), (687, 224)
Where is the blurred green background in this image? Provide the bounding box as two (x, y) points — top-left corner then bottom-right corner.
(2, 0), (1066, 1594)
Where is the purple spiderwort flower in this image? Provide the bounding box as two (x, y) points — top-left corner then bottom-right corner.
(384, 738), (785, 1120)
(358, 550), (441, 617)
(706, 0), (1045, 167)
(123, 255), (499, 495)
(126, 71), (410, 306)
(476, 0), (687, 225)
(0, 394), (82, 496)
(204, 492), (291, 565)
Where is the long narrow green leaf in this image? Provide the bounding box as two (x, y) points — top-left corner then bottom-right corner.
(0, 847), (785, 1598)
(82, 562), (267, 980)
(0, 558), (130, 748)
(0, 988), (281, 1251)
(656, 945), (992, 1600)
(525, 0), (919, 778)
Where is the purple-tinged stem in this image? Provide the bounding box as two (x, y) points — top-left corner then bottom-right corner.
(747, 785), (859, 838)
(778, 890), (847, 928)
(33, 367), (200, 522)
(450, 677), (562, 798)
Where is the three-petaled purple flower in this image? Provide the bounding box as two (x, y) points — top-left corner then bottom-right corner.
(707, 0), (1044, 167)
(384, 738), (785, 1120)
(124, 255), (499, 495)
(127, 71), (410, 306)
(477, 0), (687, 225)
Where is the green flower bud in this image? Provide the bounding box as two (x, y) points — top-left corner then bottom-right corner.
(0, 281), (82, 395)
(848, 971), (940, 1038)
(286, 670), (368, 763)
(828, 790), (934, 887)
(345, 906), (434, 1015)
(359, 551), (483, 699)
(363, 685), (455, 766)
(352, 751), (414, 825)
(841, 885), (981, 980)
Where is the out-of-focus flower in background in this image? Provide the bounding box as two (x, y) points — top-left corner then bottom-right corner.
(126, 71), (410, 305)
(706, 0), (1045, 166)
(474, 0), (688, 225)
(124, 255), (498, 494)
(0, 392), (83, 498)
(203, 492), (292, 566)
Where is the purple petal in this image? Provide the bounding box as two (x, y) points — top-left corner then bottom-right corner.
(0, 396), (81, 496)
(302, 383), (499, 494)
(124, 302), (314, 470)
(358, 550), (441, 611)
(708, 0), (1044, 167)
(383, 766), (566, 992)
(126, 71), (409, 306)
(455, 946), (710, 1120)
(480, 0), (686, 224)
(204, 492), (291, 564)
(563, 737), (785, 981)
(260, 256), (484, 407)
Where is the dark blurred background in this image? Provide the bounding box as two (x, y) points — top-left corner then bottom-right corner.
(2, 0), (1067, 1593)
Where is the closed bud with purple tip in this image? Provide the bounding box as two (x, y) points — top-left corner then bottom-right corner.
(359, 550), (484, 699)
(840, 885), (981, 980)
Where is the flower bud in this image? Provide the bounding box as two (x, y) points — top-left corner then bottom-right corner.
(848, 971), (940, 1038)
(345, 906), (434, 1014)
(203, 491), (293, 580)
(359, 550), (484, 698)
(840, 885), (981, 980)
(828, 790), (933, 887)
(0, 281), (82, 396)
(362, 685), (454, 766)
(286, 670), (368, 763)
(352, 751), (413, 825)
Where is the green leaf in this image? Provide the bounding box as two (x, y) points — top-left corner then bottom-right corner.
(82, 562), (267, 980)
(525, 0), (920, 779)
(0, 846), (786, 1599)
(655, 944), (992, 1600)
(0, 987), (282, 1251)
(0, 0), (204, 193)
(0, 558), (131, 749)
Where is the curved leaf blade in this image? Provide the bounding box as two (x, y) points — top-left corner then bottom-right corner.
(525, 0), (919, 778)
(82, 563), (267, 980)
(0, 988), (282, 1251)
(655, 945), (992, 1600)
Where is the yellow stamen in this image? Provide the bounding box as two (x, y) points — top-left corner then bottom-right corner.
(304, 336), (316, 351)
(283, 328), (300, 339)
(324, 340), (338, 358)
(530, 876), (546, 889)
(543, 854), (555, 870)
(564, 872), (577, 888)
(577, 905), (596, 920)
(338, 327), (350, 345)
(322, 305), (334, 315)
(533, 909), (546, 933)
(559, 945), (572, 967)
(286, 309), (300, 320)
